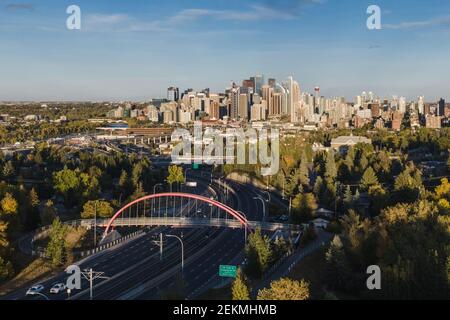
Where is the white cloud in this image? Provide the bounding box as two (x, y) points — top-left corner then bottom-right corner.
(384, 16), (450, 30)
(84, 5), (297, 32)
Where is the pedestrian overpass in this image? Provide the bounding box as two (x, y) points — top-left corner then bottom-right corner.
(99, 192), (300, 240)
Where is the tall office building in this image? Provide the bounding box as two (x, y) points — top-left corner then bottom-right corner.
(438, 98), (445, 116)
(285, 76), (301, 122)
(210, 101), (220, 120)
(167, 87), (179, 102)
(268, 78), (276, 88)
(251, 75), (264, 95)
(418, 96), (425, 114)
(399, 96), (407, 113)
(271, 92), (282, 116)
(238, 93), (249, 120)
(229, 86), (240, 120)
(261, 85), (274, 117)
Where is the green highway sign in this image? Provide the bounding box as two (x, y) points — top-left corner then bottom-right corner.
(219, 265), (237, 278)
(193, 163), (199, 170)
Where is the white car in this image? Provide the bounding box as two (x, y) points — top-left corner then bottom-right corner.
(50, 283), (66, 294)
(26, 284), (45, 296)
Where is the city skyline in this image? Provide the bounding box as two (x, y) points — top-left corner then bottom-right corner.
(1, 0), (450, 101)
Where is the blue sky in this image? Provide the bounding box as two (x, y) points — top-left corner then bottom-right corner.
(0, 0), (449, 101)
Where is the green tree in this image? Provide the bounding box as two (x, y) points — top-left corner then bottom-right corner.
(298, 151), (310, 187)
(166, 165), (184, 191)
(53, 167), (82, 206)
(325, 235), (356, 291)
(245, 228), (272, 279)
(360, 167), (379, 191)
(231, 268), (250, 300)
(40, 200), (57, 226)
(45, 218), (68, 266)
(118, 170), (133, 199)
(81, 200), (114, 219)
(324, 150), (337, 181)
(257, 278), (310, 300)
(291, 193), (318, 224)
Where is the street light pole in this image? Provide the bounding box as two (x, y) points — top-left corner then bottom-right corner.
(153, 183), (163, 217)
(237, 211), (248, 246)
(94, 200), (97, 248)
(253, 196), (266, 222)
(166, 234), (184, 275)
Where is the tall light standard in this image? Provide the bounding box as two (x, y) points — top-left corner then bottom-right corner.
(262, 191), (271, 203)
(166, 234), (184, 276)
(253, 196), (266, 222)
(93, 200), (98, 248)
(153, 183), (163, 217)
(237, 210), (248, 246)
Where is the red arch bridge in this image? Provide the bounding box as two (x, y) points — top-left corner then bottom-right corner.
(94, 193), (299, 240)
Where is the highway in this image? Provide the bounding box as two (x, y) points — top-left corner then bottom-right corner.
(2, 168), (271, 300)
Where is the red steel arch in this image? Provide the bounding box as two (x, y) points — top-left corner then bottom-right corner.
(103, 192), (248, 236)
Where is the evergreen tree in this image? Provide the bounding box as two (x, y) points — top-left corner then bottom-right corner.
(45, 218), (68, 266)
(231, 268), (250, 300)
(360, 166), (379, 191)
(245, 228), (272, 279)
(298, 151), (310, 187)
(325, 150), (337, 181)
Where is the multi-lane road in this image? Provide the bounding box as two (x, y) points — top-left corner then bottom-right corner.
(2, 169), (275, 300)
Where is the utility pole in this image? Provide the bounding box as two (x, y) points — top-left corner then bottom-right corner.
(81, 268), (109, 300)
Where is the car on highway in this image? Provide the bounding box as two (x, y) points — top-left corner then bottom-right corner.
(50, 283), (66, 294)
(26, 284), (45, 296)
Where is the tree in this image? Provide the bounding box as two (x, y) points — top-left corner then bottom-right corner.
(22, 188), (41, 230)
(45, 218), (68, 266)
(343, 185), (353, 207)
(435, 178), (450, 212)
(2, 161), (14, 179)
(298, 152), (310, 187)
(324, 150), (337, 181)
(360, 167), (379, 191)
(257, 278), (310, 300)
(118, 170), (133, 199)
(29, 188), (40, 208)
(0, 256), (14, 281)
(313, 176), (323, 197)
(81, 200), (114, 219)
(291, 193), (318, 224)
(166, 165), (184, 191)
(394, 167), (422, 203)
(0, 220), (9, 252)
(325, 235), (356, 291)
(245, 228), (272, 279)
(231, 268), (250, 300)
(40, 200), (57, 226)
(1, 192), (18, 216)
